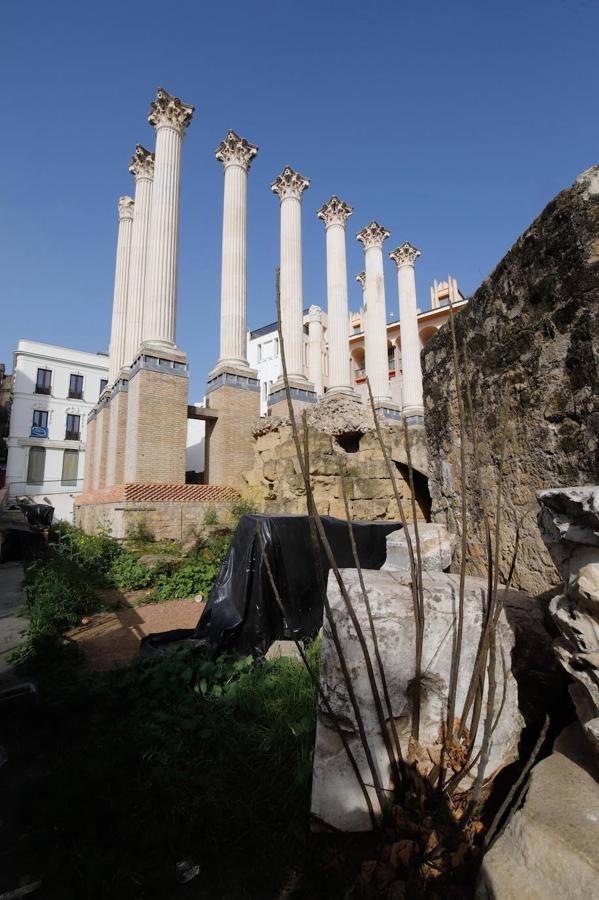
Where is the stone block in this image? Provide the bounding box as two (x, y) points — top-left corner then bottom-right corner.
(311, 569), (523, 831)
(477, 723), (599, 900)
(383, 523), (456, 572)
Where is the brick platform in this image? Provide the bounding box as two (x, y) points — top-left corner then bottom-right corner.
(75, 482), (241, 540)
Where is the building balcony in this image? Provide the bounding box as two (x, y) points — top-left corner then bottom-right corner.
(65, 431), (81, 442)
(68, 390), (83, 400)
(35, 385), (51, 395)
(354, 362), (397, 383)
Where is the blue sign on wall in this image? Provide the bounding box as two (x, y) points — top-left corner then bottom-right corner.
(30, 426), (49, 438)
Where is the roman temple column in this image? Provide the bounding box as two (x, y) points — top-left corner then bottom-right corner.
(125, 145), (155, 365)
(308, 305), (324, 397)
(356, 222), (395, 411)
(390, 242), (424, 420)
(317, 196), (356, 398)
(107, 196), (134, 384)
(268, 166), (315, 414)
(124, 88), (194, 486)
(89, 195), (134, 491)
(106, 148), (156, 488)
(141, 87), (194, 350)
(203, 131), (261, 490)
(212, 130), (258, 372)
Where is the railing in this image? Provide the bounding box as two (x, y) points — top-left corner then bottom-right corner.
(65, 431), (81, 442)
(354, 361), (397, 382)
(35, 385), (51, 395)
(68, 390), (83, 400)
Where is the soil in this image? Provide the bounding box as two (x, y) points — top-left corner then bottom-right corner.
(68, 590), (204, 670)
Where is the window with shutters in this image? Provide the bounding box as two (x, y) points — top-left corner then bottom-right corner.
(27, 447), (46, 484)
(61, 449), (79, 486)
(35, 368), (52, 395)
(65, 414), (81, 441)
(69, 373), (84, 399)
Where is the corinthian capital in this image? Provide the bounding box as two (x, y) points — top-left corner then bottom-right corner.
(118, 196), (135, 220)
(356, 271), (366, 289)
(148, 87), (194, 136)
(307, 305), (323, 323)
(215, 130), (258, 171)
(129, 145), (155, 180)
(317, 196), (353, 228)
(271, 166), (310, 201)
(356, 221), (390, 250)
(389, 241), (421, 268)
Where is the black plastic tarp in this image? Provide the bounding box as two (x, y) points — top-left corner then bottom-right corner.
(194, 514), (400, 657)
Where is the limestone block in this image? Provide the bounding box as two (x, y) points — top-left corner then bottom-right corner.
(477, 723), (599, 900)
(311, 569), (523, 831)
(538, 486), (599, 759)
(383, 523), (456, 572)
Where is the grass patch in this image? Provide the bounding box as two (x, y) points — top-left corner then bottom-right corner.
(11, 641), (319, 899)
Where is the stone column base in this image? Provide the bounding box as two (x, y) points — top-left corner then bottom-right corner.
(373, 401), (402, 422)
(124, 348), (188, 485)
(105, 378), (129, 487)
(204, 368), (261, 489)
(268, 377), (317, 417)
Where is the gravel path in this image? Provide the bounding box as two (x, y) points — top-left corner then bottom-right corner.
(68, 595), (204, 671)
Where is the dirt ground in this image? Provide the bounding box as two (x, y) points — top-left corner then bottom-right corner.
(68, 590), (204, 670)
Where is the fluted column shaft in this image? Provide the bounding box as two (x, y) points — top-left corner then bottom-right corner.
(308, 307), (324, 396)
(391, 243), (424, 417)
(325, 223), (352, 391)
(108, 197), (134, 383)
(280, 194), (306, 380)
(317, 196), (354, 396)
(219, 162), (249, 365)
(125, 147), (154, 365)
(272, 167), (310, 386)
(142, 125), (182, 346)
(364, 245), (391, 402)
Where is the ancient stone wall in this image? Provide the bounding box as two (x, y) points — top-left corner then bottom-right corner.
(423, 166), (599, 593)
(244, 395), (430, 521)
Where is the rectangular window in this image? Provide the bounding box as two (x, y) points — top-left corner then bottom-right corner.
(65, 414), (81, 441)
(69, 373), (84, 399)
(32, 410), (48, 430)
(257, 344), (262, 362)
(99, 378), (108, 397)
(35, 368), (52, 395)
(61, 449), (79, 486)
(27, 446), (46, 484)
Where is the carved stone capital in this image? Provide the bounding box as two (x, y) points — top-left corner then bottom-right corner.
(356, 221), (390, 250)
(317, 195), (353, 228)
(271, 166), (310, 201)
(148, 87), (194, 136)
(118, 196), (135, 221)
(129, 145), (155, 181)
(307, 305), (323, 323)
(389, 241), (421, 268)
(356, 271), (366, 288)
(215, 129), (258, 171)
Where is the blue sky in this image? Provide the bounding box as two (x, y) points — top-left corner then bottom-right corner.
(1, 0), (598, 399)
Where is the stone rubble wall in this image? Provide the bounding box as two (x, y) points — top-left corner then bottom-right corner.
(243, 395), (429, 521)
(422, 166), (599, 593)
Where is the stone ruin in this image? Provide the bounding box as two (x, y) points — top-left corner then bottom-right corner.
(423, 165), (599, 594)
(243, 393), (430, 522)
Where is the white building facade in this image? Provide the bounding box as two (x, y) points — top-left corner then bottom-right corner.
(247, 309), (329, 415)
(5, 341), (109, 521)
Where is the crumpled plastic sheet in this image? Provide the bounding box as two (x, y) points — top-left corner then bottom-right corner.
(194, 513), (400, 657)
